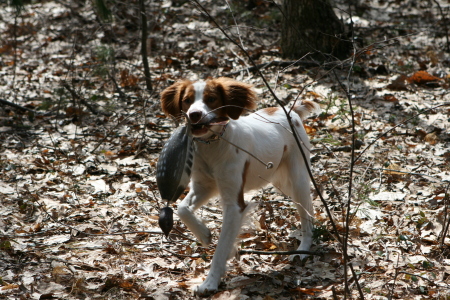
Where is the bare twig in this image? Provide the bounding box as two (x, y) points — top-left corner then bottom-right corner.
(139, 0), (153, 92)
(432, 0), (450, 52)
(208, 127), (274, 169)
(332, 6), (364, 295)
(238, 249), (320, 256)
(224, 59), (340, 77)
(369, 167), (442, 181)
(0, 98), (37, 114)
(440, 182), (450, 247)
(398, 271), (449, 287)
(388, 255), (402, 300)
(354, 102), (450, 164)
(31, 199), (164, 237)
(62, 82), (111, 116)
(108, 70), (127, 101)
(0, 230), (163, 238)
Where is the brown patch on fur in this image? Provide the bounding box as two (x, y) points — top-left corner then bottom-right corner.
(202, 80), (228, 118)
(283, 145), (288, 153)
(238, 161), (250, 212)
(294, 119), (300, 127)
(181, 85), (195, 113)
(302, 100), (317, 113)
(263, 107), (279, 115)
(211, 77), (258, 120)
(293, 100), (319, 120)
(161, 80), (192, 118)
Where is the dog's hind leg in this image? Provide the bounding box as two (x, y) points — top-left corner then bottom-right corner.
(277, 160), (314, 261)
(290, 169), (314, 260)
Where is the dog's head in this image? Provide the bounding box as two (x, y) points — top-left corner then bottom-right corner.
(161, 78), (257, 138)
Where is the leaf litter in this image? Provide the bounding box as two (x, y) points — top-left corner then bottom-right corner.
(0, 0), (450, 299)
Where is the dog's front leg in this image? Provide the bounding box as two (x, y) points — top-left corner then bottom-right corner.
(195, 162), (250, 295)
(178, 182), (216, 246)
(195, 202), (243, 295)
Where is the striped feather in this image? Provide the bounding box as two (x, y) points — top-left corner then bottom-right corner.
(156, 123), (194, 203)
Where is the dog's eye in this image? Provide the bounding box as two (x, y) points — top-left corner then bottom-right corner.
(207, 97), (216, 103)
(184, 98), (191, 104)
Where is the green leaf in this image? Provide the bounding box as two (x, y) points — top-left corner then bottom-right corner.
(398, 234), (409, 241)
(0, 240), (12, 251)
(422, 260), (434, 269)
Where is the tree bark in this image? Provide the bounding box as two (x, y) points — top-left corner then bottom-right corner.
(281, 0), (350, 61)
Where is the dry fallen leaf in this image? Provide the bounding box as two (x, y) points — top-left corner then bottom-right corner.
(383, 163), (405, 176)
(407, 70), (441, 85)
(384, 94), (399, 102)
(424, 132), (438, 145)
(304, 124), (317, 134)
(387, 75), (408, 90)
(1, 284), (19, 290)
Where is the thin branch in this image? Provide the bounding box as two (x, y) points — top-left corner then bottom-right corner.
(354, 102), (450, 164)
(0, 98), (37, 114)
(31, 199), (164, 238)
(224, 60), (333, 77)
(239, 249), (320, 256)
(62, 82), (111, 116)
(440, 182), (450, 247)
(208, 127), (274, 169)
(432, 0), (450, 52)
(332, 3), (363, 296)
(139, 0), (153, 91)
(398, 271), (449, 287)
(368, 168), (442, 181)
(0, 230), (164, 239)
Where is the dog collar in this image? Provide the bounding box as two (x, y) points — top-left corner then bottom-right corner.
(194, 124), (228, 145)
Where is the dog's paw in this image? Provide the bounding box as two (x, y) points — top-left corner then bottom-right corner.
(289, 253), (309, 263)
(194, 280), (219, 296)
(198, 230), (212, 246)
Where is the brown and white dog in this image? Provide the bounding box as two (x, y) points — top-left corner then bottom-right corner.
(160, 77), (319, 295)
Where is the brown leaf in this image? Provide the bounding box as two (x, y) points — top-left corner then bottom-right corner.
(205, 56), (219, 68)
(383, 163), (405, 176)
(259, 214), (267, 230)
(291, 287), (322, 295)
(383, 94), (398, 102)
(304, 124), (317, 134)
(120, 69), (138, 87)
(387, 75), (408, 91)
(424, 132), (438, 145)
(426, 50), (439, 65)
(407, 70), (441, 85)
(1, 284), (19, 290)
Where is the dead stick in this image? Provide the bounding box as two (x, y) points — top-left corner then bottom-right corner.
(239, 249), (319, 256)
(0, 98), (37, 113)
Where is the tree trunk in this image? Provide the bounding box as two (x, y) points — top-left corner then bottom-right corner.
(281, 0), (350, 60)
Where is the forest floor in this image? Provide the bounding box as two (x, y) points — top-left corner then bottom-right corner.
(1, 0), (450, 299)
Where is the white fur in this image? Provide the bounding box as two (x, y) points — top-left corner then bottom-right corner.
(165, 80), (318, 295)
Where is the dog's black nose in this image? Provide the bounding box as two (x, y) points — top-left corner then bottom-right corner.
(189, 110), (203, 124)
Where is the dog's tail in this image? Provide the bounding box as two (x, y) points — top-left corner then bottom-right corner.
(292, 100), (321, 120)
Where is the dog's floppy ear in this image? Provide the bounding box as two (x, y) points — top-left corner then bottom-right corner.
(215, 77), (257, 120)
(161, 80), (191, 118)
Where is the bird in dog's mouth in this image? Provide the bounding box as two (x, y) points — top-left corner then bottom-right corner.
(190, 117), (229, 136)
